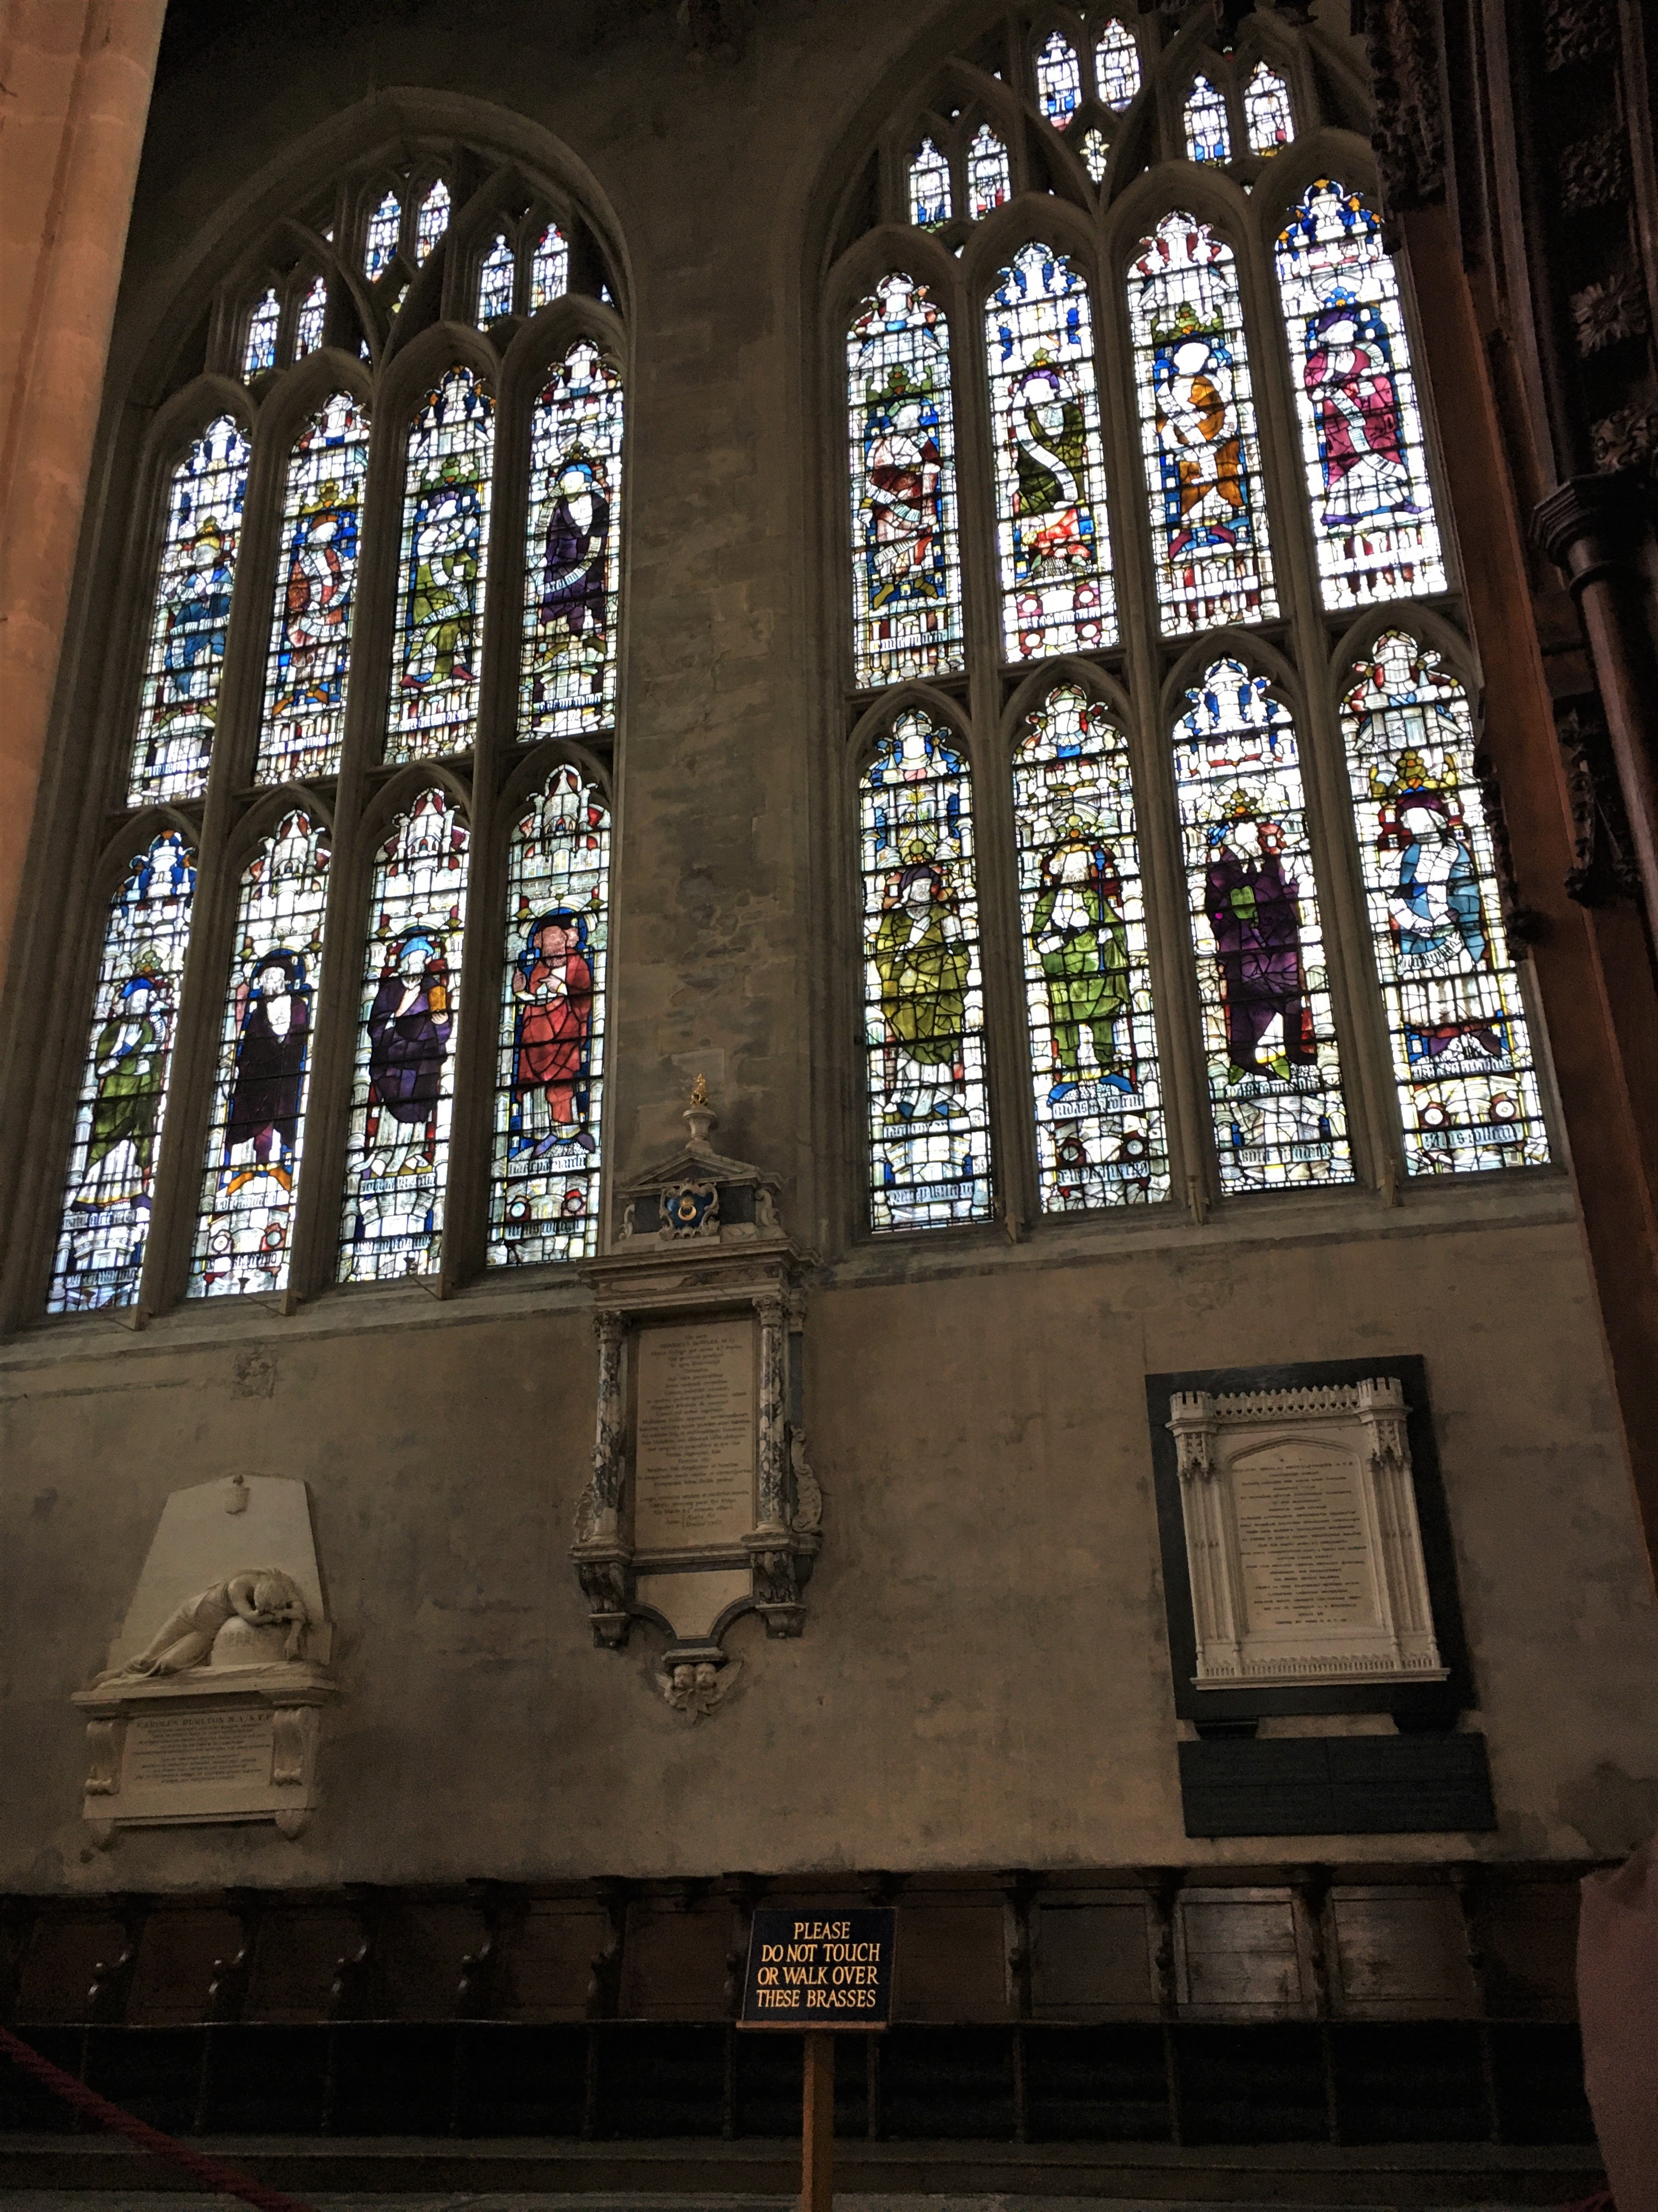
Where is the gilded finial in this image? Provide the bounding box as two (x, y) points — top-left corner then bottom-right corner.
(689, 1073), (709, 1109)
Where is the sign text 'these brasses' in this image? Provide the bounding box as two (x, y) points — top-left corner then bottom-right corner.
(738, 1907), (895, 2028)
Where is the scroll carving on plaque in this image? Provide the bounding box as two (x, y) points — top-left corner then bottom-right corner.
(573, 1080), (820, 1719)
(72, 1474), (339, 1843)
(1167, 1377), (1447, 1690)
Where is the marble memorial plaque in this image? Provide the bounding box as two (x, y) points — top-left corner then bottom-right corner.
(633, 1320), (756, 1552)
(1233, 1443), (1378, 1633)
(94, 1700), (322, 1829)
(128, 1709), (274, 1792)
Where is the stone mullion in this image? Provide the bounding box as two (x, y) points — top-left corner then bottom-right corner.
(1094, 206), (1218, 1222)
(137, 383), (297, 1315)
(1240, 197), (1400, 1199)
(955, 256), (1038, 1232)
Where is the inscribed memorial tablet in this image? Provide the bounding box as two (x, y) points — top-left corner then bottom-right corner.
(634, 1319), (756, 1551)
(1233, 1443), (1378, 1632)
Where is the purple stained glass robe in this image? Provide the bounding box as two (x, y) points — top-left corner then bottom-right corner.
(541, 483), (609, 637)
(1204, 846), (1317, 1069)
(367, 953), (451, 1124)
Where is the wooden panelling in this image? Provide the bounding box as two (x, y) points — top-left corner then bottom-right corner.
(1176, 1891), (1311, 2019)
(1032, 1900), (1157, 2017)
(1330, 1887), (1478, 2018)
(128, 1908), (243, 2024)
(15, 1916), (126, 2023)
(619, 1903), (731, 2020)
(496, 1905), (609, 2021)
(1479, 1883), (1580, 2019)
(245, 1911), (361, 2023)
(893, 1904), (1010, 2022)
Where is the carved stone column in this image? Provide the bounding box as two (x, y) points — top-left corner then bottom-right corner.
(573, 1308), (632, 1645)
(1167, 1393), (1242, 1685)
(752, 1290), (788, 1537)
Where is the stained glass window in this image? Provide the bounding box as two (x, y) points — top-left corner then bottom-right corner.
(1037, 32), (1081, 127)
(128, 415), (251, 806)
(415, 178), (450, 262)
(244, 289), (280, 376)
(387, 366), (494, 763)
(986, 243), (1116, 658)
(847, 275), (963, 687)
(1183, 77), (1231, 163)
(48, 831), (196, 1313)
(1173, 661), (1351, 1191)
(1341, 634), (1549, 1173)
(489, 765), (610, 1265)
(256, 392), (371, 783)
(519, 341), (624, 741)
(966, 124), (1012, 219)
(295, 274), (327, 358)
(1243, 61), (1293, 153)
(364, 189), (401, 279)
(477, 234), (515, 323)
(1275, 180), (1447, 609)
(1096, 19), (1140, 109)
(530, 223), (569, 309)
(338, 788), (469, 1281)
(1016, 686), (1167, 1209)
(1079, 128), (1109, 185)
(861, 712), (992, 1231)
(189, 811), (329, 1299)
(1128, 213), (1276, 634)
(908, 139), (953, 229)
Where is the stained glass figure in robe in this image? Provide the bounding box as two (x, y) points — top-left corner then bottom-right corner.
(245, 289), (280, 376)
(128, 415), (251, 805)
(189, 811), (329, 1298)
(364, 189), (400, 279)
(1015, 686), (1167, 1209)
(966, 125), (1011, 219)
(1183, 77), (1232, 162)
(530, 224), (568, 309)
(1243, 62), (1293, 153)
(1096, 19), (1140, 109)
(861, 712), (992, 1231)
(519, 341), (624, 740)
(387, 366), (494, 761)
(1079, 129), (1109, 185)
(256, 392), (371, 783)
(1037, 32), (1081, 127)
(986, 244), (1116, 658)
(908, 139), (952, 229)
(48, 831), (196, 1313)
(478, 234), (515, 323)
(415, 178), (450, 261)
(489, 765), (611, 1265)
(1174, 662), (1351, 1190)
(1275, 181), (1447, 609)
(1341, 633), (1549, 1172)
(338, 788), (469, 1280)
(295, 274), (327, 358)
(847, 275), (964, 687)
(1129, 213), (1276, 634)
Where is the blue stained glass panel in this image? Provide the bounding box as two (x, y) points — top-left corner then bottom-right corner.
(295, 274), (327, 357)
(489, 765), (611, 1266)
(1096, 19), (1141, 109)
(48, 831), (196, 1313)
(1016, 686), (1167, 1209)
(256, 392), (371, 783)
(986, 243), (1116, 657)
(1174, 661), (1353, 1192)
(1341, 633), (1548, 1173)
(847, 275), (964, 688)
(478, 234), (515, 323)
(862, 712), (992, 1232)
(189, 810), (329, 1298)
(127, 415), (251, 806)
(519, 341), (624, 741)
(337, 789), (469, 1282)
(1037, 32), (1081, 127)
(244, 289), (280, 376)
(1275, 180), (1448, 610)
(530, 224), (568, 309)
(364, 189), (400, 279)
(1183, 76), (1231, 162)
(386, 366), (494, 763)
(1129, 213), (1276, 635)
(415, 178), (450, 262)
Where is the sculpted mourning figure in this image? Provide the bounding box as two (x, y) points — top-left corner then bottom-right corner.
(94, 1567), (308, 1685)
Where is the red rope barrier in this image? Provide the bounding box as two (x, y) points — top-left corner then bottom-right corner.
(0, 2022), (318, 2211)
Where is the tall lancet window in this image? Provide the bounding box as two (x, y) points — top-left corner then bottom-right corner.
(1340, 634), (1549, 1173)
(1243, 63), (1294, 154)
(244, 289), (280, 375)
(1183, 76), (1232, 162)
(1096, 19), (1140, 109)
(1036, 32), (1081, 127)
(48, 831), (196, 1312)
(847, 275), (963, 687)
(530, 223), (569, 308)
(364, 189), (401, 278)
(127, 417), (251, 805)
(256, 393), (371, 784)
(966, 126), (1012, 219)
(490, 765), (612, 1265)
(908, 139), (952, 229)
(861, 712), (992, 1231)
(519, 341), (624, 741)
(1015, 686), (1167, 1209)
(1174, 662), (1351, 1192)
(386, 366), (494, 763)
(338, 789), (469, 1282)
(1275, 181), (1447, 610)
(415, 178), (451, 261)
(986, 244), (1115, 658)
(1128, 213), (1276, 634)
(189, 811), (330, 1298)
